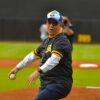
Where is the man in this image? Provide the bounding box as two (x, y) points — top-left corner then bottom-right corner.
(8, 10), (73, 100)
(62, 16), (74, 46)
(39, 22), (48, 41)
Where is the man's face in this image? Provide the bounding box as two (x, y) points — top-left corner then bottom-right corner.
(46, 19), (61, 36)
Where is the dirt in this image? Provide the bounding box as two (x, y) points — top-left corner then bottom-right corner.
(0, 87), (100, 100)
(0, 59), (100, 69)
(0, 59), (100, 100)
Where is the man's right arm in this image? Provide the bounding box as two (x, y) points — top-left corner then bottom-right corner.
(8, 42), (44, 79)
(16, 52), (37, 69)
(8, 52), (39, 79)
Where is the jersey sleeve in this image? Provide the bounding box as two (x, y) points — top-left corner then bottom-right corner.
(34, 43), (45, 58)
(52, 38), (72, 59)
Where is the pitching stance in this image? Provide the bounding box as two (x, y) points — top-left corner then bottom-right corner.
(8, 10), (73, 100)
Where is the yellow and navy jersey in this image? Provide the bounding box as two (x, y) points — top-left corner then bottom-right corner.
(34, 32), (73, 86)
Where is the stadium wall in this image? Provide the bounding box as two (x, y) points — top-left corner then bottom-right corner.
(0, 0), (100, 43)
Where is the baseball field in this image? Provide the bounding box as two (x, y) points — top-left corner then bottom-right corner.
(0, 42), (100, 100)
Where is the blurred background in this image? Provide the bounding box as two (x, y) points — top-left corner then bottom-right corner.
(0, 0), (100, 100)
(0, 0), (100, 43)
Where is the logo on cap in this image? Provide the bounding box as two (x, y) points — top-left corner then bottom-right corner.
(47, 10), (62, 22)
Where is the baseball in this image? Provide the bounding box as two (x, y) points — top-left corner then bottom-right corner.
(9, 74), (16, 80)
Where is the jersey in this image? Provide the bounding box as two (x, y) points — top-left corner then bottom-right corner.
(34, 32), (73, 88)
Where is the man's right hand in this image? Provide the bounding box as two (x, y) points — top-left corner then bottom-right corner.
(8, 67), (20, 79)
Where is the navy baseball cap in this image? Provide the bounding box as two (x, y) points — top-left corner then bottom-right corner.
(47, 10), (62, 22)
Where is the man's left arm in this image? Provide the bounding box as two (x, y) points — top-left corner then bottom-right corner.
(28, 54), (61, 84)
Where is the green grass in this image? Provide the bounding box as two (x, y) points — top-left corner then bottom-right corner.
(73, 44), (100, 61)
(0, 42), (40, 58)
(0, 42), (100, 92)
(0, 42), (100, 61)
(73, 69), (100, 87)
(0, 68), (100, 91)
(0, 67), (40, 91)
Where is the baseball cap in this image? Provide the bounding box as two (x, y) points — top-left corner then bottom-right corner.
(47, 10), (62, 22)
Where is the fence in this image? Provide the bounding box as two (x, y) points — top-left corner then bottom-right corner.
(0, 0), (100, 43)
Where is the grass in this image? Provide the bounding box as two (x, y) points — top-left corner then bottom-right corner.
(0, 67), (100, 91)
(73, 69), (100, 87)
(0, 42), (100, 92)
(0, 67), (40, 91)
(0, 42), (100, 61)
(0, 42), (40, 58)
(73, 44), (100, 61)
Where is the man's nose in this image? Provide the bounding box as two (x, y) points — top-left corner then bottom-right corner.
(50, 23), (54, 27)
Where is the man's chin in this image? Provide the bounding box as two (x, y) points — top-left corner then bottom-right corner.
(49, 33), (55, 36)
